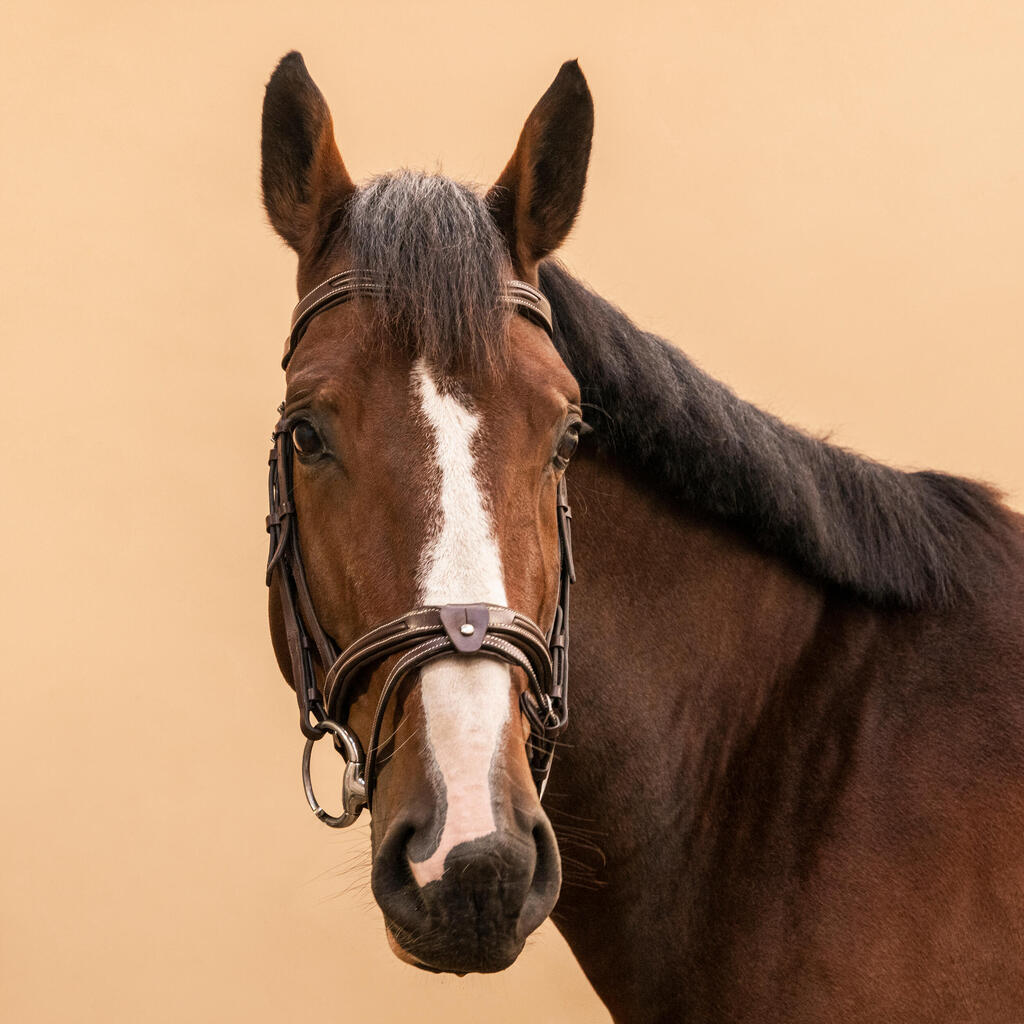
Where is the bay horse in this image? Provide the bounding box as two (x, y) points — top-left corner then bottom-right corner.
(260, 52), (1024, 1023)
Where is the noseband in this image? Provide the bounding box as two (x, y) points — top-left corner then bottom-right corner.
(266, 271), (575, 827)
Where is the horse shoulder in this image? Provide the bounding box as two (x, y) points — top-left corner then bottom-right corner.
(770, 585), (1024, 1022)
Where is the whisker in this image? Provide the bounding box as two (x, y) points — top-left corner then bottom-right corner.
(544, 805), (602, 825)
(383, 725), (422, 760)
(580, 400), (613, 427)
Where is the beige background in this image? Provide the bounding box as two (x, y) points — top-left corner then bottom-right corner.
(2, 2), (1023, 1021)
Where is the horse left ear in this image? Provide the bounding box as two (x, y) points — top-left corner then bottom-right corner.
(261, 51), (356, 255)
(487, 60), (594, 279)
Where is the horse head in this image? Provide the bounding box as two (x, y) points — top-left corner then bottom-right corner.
(261, 52), (593, 974)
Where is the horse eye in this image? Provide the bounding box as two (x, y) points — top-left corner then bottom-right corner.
(291, 420), (323, 457)
(555, 424), (581, 465)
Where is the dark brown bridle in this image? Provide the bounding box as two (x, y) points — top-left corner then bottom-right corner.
(266, 271), (575, 827)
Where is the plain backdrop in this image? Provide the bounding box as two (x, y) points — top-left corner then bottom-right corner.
(2, 2), (1023, 1022)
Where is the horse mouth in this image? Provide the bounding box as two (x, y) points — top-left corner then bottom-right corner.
(412, 961), (448, 975)
(385, 919), (525, 976)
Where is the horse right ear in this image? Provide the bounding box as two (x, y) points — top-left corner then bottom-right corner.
(261, 52), (355, 254)
(486, 60), (594, 279)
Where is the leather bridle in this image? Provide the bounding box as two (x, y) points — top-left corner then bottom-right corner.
(266, 270), (575, 827)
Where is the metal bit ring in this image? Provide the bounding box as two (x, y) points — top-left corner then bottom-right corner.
(301, 719), (368, 828)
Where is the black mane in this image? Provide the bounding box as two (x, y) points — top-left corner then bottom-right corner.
(336, 171), (1014, 608)
(540, 261), (1016, 608)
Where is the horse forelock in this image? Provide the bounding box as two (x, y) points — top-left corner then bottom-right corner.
(342, 170), (513, 377)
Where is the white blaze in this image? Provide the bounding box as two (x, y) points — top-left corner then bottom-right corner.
(409, 359), (510, 886)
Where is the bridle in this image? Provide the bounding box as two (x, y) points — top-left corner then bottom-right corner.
(266, 270), (575, 827)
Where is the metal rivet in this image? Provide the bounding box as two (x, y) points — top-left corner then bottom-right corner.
(460, 624), (475, 636)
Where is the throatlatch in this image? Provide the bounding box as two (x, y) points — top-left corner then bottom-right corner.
(265, 272), (575, 827)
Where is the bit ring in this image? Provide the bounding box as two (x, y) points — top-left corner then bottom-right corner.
(301, 719), (367, 828)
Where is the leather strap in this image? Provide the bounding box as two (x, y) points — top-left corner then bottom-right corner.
(282, 270), (554, 368)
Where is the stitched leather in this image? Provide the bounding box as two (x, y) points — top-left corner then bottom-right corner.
(281, 270), (554, 368)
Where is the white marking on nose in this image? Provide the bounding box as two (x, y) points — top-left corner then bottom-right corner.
(409, 359), (509, 886)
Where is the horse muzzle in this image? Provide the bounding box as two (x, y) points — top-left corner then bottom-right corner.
(371, 819), (562, 974)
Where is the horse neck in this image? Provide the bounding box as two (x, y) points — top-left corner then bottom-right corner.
(548, 449), (827, 1018)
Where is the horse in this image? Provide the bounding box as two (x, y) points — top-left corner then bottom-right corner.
(259, 52), (1024, 1023)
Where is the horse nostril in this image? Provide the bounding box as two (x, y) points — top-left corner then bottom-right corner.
(371, 823), (425, 936)
(519, 815), (562, 934)
(534, 819), (561, 887)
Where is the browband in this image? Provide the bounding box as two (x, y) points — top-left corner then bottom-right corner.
(283, 269), (554, 368)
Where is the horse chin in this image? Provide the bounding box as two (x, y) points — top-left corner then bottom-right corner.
(384, 921), (524, 976)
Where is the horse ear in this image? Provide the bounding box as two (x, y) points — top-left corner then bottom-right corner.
(487, 60), (594, 278)
(261, 52), (355, 254)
